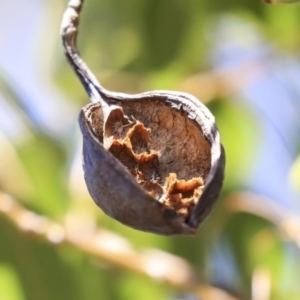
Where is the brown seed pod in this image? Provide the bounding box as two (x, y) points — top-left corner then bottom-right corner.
(61, 0), (225, 235)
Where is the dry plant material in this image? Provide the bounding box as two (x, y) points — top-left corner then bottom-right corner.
(92, 104), (206, 220)
(61, 0), (225, 235)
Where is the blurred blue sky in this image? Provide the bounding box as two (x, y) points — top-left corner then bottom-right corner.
(0, 0), (76, 140)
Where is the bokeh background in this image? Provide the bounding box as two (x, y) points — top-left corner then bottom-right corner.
(0, 0), (300, 299)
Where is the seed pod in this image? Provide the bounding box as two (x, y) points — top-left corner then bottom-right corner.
(61, 0), (225, 235)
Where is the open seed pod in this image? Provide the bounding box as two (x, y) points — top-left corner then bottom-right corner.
(61, 0), (225, 235)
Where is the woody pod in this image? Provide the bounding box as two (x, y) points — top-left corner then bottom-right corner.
(61, 0), (225, 235)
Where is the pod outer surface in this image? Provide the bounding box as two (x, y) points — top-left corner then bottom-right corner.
(79, 92), (225, 236)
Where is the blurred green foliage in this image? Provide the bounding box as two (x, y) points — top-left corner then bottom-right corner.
(1, 0), (300, 299)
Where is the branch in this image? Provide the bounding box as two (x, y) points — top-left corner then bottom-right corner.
(227, 192), (300, 249)
(0, 190), (239, 300)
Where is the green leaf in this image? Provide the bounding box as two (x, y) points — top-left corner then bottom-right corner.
(0, 264), (26, 300)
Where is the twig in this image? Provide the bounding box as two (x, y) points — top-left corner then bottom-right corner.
(227, 192), (300, 249)
(61, 0), (107, 103)
(179, 57), (265, 104)
(0, 190), (239, 300)
(251, 267), (271, 300)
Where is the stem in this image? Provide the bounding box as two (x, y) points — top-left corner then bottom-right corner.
(0, 191), (240, 300)
(227, 192), (300, 250)
(61, 0), (108, 106)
